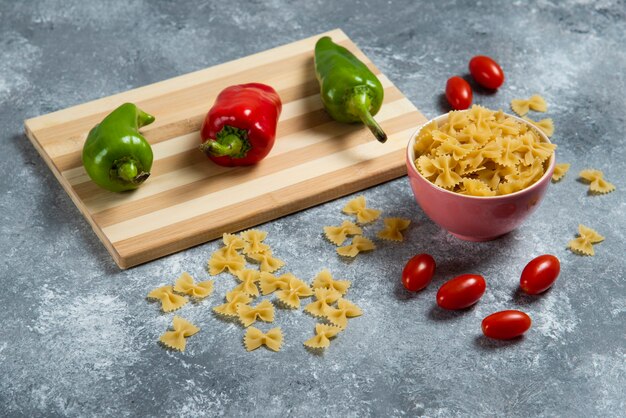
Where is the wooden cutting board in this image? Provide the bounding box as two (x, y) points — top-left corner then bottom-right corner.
(24, 29), (426, 269)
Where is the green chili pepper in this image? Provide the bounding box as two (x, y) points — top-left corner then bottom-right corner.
(82, 103), (155, 192)
(314, 36), (387, 143)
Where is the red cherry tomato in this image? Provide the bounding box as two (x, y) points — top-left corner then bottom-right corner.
(402, 253), (436, 292)
(469, 55), (505, 90)
(482, 310), (531, 340)
(520, 254), (560, 295)
(445, 76), (472, 110)
(436, 274), (486, 310)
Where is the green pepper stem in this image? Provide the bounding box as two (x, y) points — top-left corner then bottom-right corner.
(114, 158), (150, 185)
(200, 134), (244, 157)
(348, 87), (387, 143)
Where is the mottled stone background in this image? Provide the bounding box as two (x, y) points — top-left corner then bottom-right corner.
(1, 0), (624, 416)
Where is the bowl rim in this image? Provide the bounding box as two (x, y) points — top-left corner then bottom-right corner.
(406, 110), (556, 200)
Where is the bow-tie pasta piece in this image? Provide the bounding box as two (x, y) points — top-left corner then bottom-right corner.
(275, 274), (313, 309)
(233, 269), (261, 297)
(259, 272), (291, 295)
(240, 229), (271, 255)
(159, 316), (200, 352)
(523, 116), (554, 137)
(173, 272), (214, 300)
(147, 285), (189, 312)
(247, 249), (285, 273)
(222, 233), (246, 253)
(511, 94), (547, 116)
(304, 287), (342, 318)
(337, 236), (376, 258)
(579, 169), (616, 194)
(342, 196), (381, 224)
(568, 224), (605, 256)
(323, 221), (363, 246)
(303, 324), (342, 349)
(244, 327), (283, 352)
(552, 163), (570, 182)
(312, 269), (351, 296)
(237, 300), (275, 327)
(213, 290), (252, 317)
(377, 218), (411, 242)
(208, 247), (246, 276)
(324, 298), (363, 329)
(459, 178), (496, 197)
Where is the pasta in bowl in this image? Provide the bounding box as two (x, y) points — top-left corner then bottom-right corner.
(405, 106), (556, 241)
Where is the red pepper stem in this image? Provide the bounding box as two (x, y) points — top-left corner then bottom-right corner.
(200, 134), (244, 157)
(348, 86), (388, 143)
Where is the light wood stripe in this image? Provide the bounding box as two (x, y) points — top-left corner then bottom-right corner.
(23, 29), (427, 268)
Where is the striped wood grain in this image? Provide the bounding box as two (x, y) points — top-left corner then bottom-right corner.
(24, 29), (427, 269)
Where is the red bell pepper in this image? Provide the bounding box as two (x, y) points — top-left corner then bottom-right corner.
(199, 83), (282, 166)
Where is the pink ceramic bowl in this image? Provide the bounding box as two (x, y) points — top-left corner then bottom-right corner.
(406, 112), (555, 241)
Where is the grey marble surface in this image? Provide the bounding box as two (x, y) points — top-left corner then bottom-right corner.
(1, 0), (625, 416)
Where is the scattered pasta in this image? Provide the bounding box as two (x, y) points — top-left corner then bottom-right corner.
(208, 247), (245, 276)
(414, 106), (556, 196)
(159, 316), (200, 352)
(312, 269), (351, 295)
(303, 324), (342, 349)
(551, 163), (570, 182)
(222, 233), (246, 253)
(568, 224), (605, 256)
(244, 326), (283, 352)
(147, 285), (189, 312)
(304, 287), (342, 318)
(579, 169), (616, 194)
(523, 116), (554, 137)
(275, 274), (313, 309)
(342, 196), (382, 224)
(377, 218), (411, 241)
(337, 235), (376, 257)
(324, 298), (363, 329)
(258, 272), (291, 295)
(511, 94), (547, 116)
(241, 229), (271, 255)
(323, 220), (363, 246)
(213, 289), (252, 317)
(236, 300), (275, 327)
(247, 249), (285, 273)
(173, 272), (214, 300)
(233, 269), (261, 297)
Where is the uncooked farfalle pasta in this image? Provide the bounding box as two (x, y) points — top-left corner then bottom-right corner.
(303, 324), (342, 349)
(523, 116), (554, 137)
(414, 105), (556, 196)
(275, 274), (313, 309)
(552, 163), (570, 182)
(236, 300), (275, 327)
(173, 272), (214, 300)
(247, 249), (285, 273)
(579, 169), (615, 194)
(241, 229), (271, 255)
(304, 287), (342, 318)
(213, 289), (252, 317)
(312, 269), (351, 295)
(159, 316), (200, 352)
(324, 298), (363, 329)
(337, 235), (376, 257)
(147, 285), (189, 312)
(258, 272), (290, 295)
(511, 94), (547, 116)
(377, 218), (411, 242)
(342, 196), (382, 224)
(568, 224), (605, 256)
(244, 327), (283, 352)
(323, 220), (363, 246)
(233, 269), (261, 297)
(208, 247), (246, 276)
